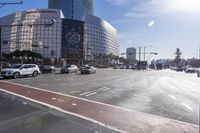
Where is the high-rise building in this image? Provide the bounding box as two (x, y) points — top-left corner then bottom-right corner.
(48, 0), (94, 21)
(126, 47), (136, 60)
(0, 0), (119, 65)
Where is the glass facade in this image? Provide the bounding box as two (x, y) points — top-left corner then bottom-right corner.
(0, 0), (119, 62)
(48, 0), (94, 21)
(83, 15), (119, 60)
(0, 9), (63, 58)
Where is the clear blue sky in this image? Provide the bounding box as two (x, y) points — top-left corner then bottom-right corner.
(1, 0), (200, 59)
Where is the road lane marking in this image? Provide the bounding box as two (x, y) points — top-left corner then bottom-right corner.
(168, 95), (177, 100)
(0, 88), (124, 133)
(0, 82), (199, 130)
(70, 91), (82, 94)
(182, 103), (193, 111)
(72, 103), (77, 106)
(97, 87), (108, 91)
(101, 87), (111, 92)
(159, 89), (166, 93)
(111, 83), (118, 87)
(79, 91), (92, 96)
(85, 92), (97, 97)
(52, 97), (56, 100)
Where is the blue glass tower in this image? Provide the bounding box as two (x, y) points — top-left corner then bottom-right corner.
(48, 0), (94, 20)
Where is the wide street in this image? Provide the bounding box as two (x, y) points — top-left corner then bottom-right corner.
(3, 68), (200, 126)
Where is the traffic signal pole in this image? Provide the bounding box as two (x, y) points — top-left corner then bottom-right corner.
(0, 27), (2, 72)
(139, 46), (141, 70)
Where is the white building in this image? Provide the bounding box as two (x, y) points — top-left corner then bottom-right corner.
(0, 0), (119, 65)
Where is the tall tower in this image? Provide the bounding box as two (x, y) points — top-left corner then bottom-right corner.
(48, 0), (94, 21)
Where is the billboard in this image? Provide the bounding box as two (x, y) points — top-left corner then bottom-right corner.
(62, 19), (84, 59)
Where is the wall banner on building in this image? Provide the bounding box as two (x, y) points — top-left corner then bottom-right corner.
(62, 19), (84, 59)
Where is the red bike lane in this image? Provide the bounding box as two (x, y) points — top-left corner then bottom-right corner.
(0, 81), (198, 133)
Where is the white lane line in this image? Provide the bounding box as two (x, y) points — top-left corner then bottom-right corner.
(101, 87), (111, 92)
(1, 83), (199, 128)
(70, 91), (82, 94)
(159, 89), (166, 93)
(111, 83), (118, 87)
(97, 87), (108, 91)
(182, 103), (193, 111)
(85, 92), (97, 97)
(72, 103), (77, 106)
(79, 91), (92, 96)
(0, 88), (124, 133)
(168, 95), (177, 100)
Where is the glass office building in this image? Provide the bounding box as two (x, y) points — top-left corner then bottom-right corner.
(0, 0), (119, 64)
(0, 9), (63, 58)
(48, 0), (119, 60)
(48, 0), (94, 21)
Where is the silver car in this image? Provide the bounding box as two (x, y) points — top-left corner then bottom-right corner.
(61, 65), (78, 74)
(80, 66), (96, 74)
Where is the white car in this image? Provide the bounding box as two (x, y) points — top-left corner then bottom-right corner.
(1, 64), (40, 79)
(61, 64), (78, 74)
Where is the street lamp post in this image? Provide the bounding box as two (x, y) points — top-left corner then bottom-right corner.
(0, 1), (23, 8)
(0, 19), (56, 72)
(138, 47), (141, 70)
(143, 45), (152, 61)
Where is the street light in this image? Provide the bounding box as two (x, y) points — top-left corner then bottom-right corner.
(0, 1), (23, 8)
(140, 45), (152, 61)
(0, 19), (56, 72)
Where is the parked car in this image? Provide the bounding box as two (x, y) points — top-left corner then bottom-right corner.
(120, 65), (126, 69)
(1, 64), (40, 79)
(39, 65), (56, 74)
(61, 65), (78, 74)
(185, 67), (195, 73)
(80, 66), (96, 74)
(176, 66), (184, 72)
(113, 65), (120, 69)
(79, 65), (89, 71)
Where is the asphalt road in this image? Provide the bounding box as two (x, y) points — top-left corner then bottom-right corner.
(0, 91), (120, 133)
(3, 69), (200, 126)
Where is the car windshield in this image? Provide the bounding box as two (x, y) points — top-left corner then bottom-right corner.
(9, 65), (22, 69)
(64, 65), (71, 68)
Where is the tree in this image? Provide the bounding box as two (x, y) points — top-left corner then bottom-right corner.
(174, 48), (182, 67)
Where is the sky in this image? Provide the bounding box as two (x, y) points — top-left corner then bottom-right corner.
(0, 0), (200, 59)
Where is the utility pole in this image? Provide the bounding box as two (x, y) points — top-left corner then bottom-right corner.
(199, 46), (200, 60)
(138, 46), (141, 70)
(0, 27), (2, 72)
(0, 1), (23, 8)
(143, 47), (146, 61)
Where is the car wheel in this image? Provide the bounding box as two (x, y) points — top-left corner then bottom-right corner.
(13, 72), (20, 79)
(33, 71), (38, 77)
